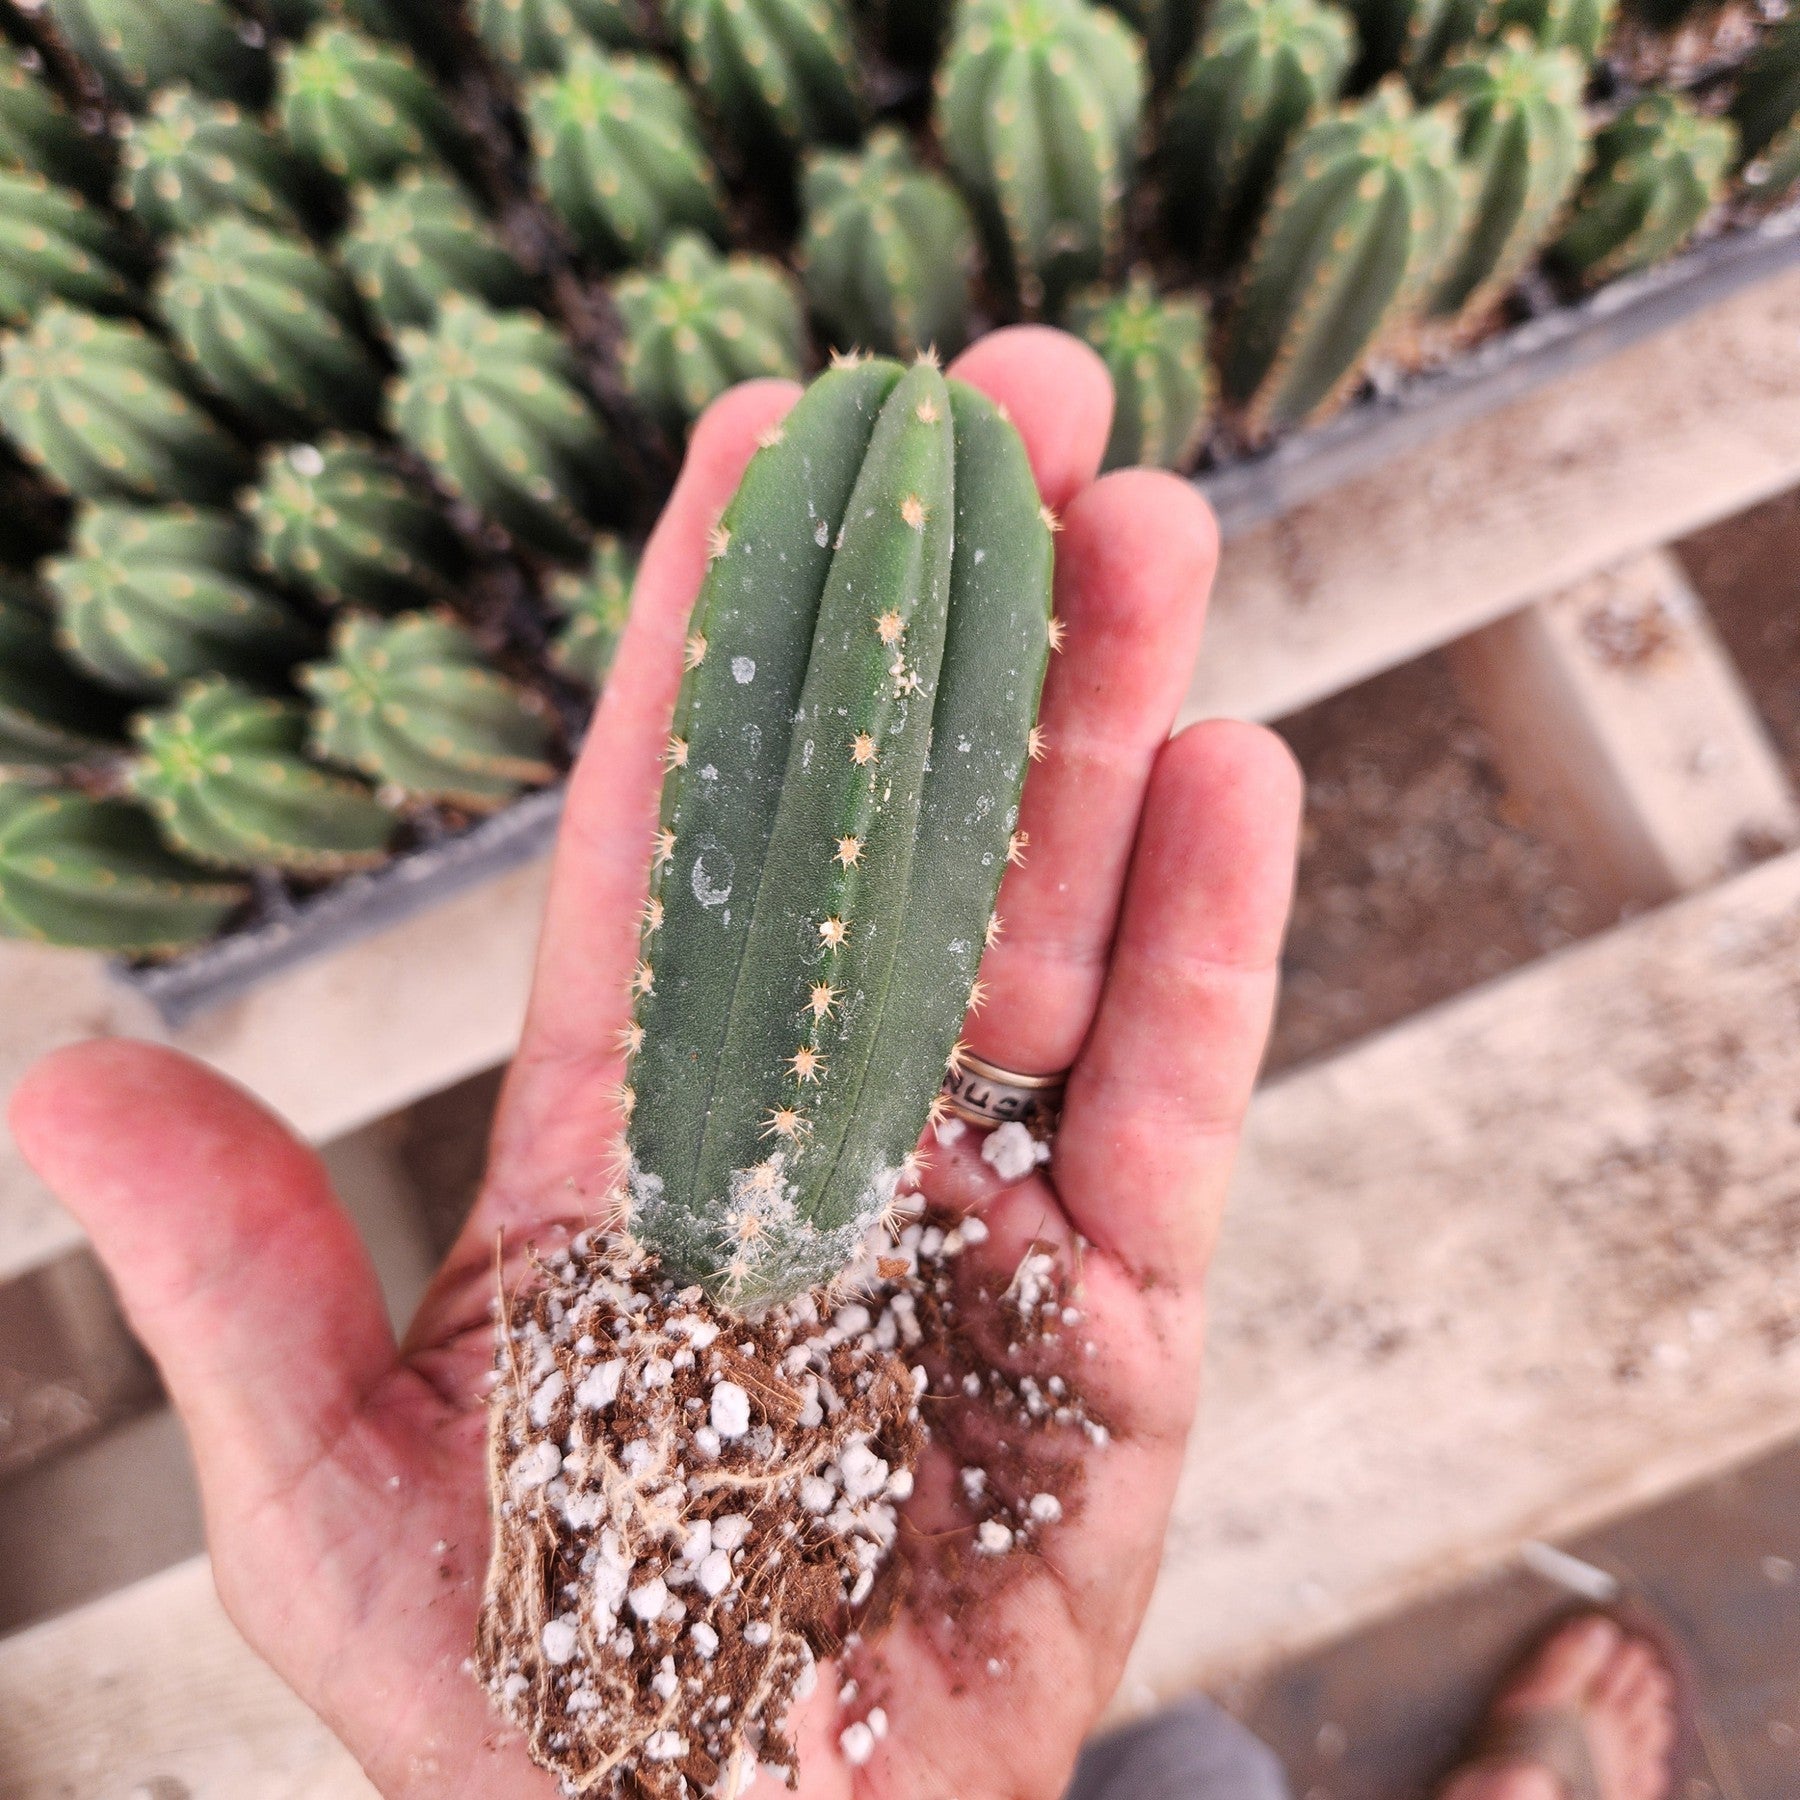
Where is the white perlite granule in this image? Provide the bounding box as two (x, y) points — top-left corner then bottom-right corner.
(710, 1379), (752, 1439)
(981, 1121), (1052, 1182)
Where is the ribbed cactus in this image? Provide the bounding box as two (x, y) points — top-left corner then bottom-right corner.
(390, 293), (623, 562)
(936, 0), (1147, 317)
(624, 356), (1053, 1306)
(42, 0), (272, 109)
(1067, 273), (1212, 470)
(1223, 80), (1468, 439)
(612, 233), (808, 441)
(798, 127), (978, 359)
(119, 86), (321, 239)
(668, 0), (861, 159)
(1427, 39), (1588, 326)
(1732, 15), (1800, 205)
(0, 783), (248, 953)
(1550, 92), (1735, 283)
(474, 0), (643, 70)
(0, 577), (128, 770)
(44, 503), (317, 694)
(547, 532), (635, 687)
(277, 25), (470, 185)
(128, 677), (397, 872)
(0, 304), (252, 503)
(525, 45), (725, 269)
(0, 169), (149, 326)
(301, 610), (559, 808)
(156, 216), (387, 436)
(340, 169), (532, 332)
(1487, 0), (1614, 61)
(245, 436), (466, 610)
(0, 45), (113, 203)
(1162, 0), (1355, 269)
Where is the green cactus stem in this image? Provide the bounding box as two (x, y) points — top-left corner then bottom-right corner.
(0, 168), (150, 326)
(1486, 0), (1614, 61)
(547, 532), (635, 687)
(1550, 92), (1734, 284)
(474, 0), (644, 70)
(301, 610), (559, 809)
(1162, 0), (1355, 269)
(0, 576), (129, 770)
(612, 233), (807, 442)
(668, 0), (862, 160)
(277, 24), (471, 185)
(1222, 79), (1468, 440)
(43, 0), (273, 109)
(0, 781), (248, 952)
(44, 502), (317, 695)
(525, 45), (725, 270)
(624, 355), (1053, 1307)
(390, 292), (624, 563)
(0, 44), (113, 203)
(340, 168), (533, 332)
(936, 0), (1147, 318)
(0, 303), (253, 503)
(1067, 273), (1212, 470)
(156, 216), (387, 436)
(798, 127), (978, 359)
(128, 677), (397, 872)
(119, 86), (323, 239)
(1732, 15), (1800, 206)
(244, 436), (466, 610)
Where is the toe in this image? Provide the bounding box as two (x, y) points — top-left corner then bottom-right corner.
(1595, 1639), (1656, 1709)
(1504, 1615), (1623, 1710)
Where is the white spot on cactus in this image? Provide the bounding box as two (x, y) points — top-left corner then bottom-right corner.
(732, 656), (756, 684)
(289, 442), (325, 477)
(690, 846), (733, 909)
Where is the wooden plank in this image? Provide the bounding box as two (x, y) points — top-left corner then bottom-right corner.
(1188, 267), (1800, 725)
(1123, 843), (1800, 1700)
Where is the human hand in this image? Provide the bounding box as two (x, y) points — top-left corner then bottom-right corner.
(8, 327), (1300, 1800)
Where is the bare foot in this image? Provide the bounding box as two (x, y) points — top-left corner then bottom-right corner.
(1439, 1613), (1678, 1800)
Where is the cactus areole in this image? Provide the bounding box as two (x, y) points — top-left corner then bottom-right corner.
(621, 355), (1052, 1309)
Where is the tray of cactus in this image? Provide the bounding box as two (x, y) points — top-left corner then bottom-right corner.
(0, 0), (1795, 1019)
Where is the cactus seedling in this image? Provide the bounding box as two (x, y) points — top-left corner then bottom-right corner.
(525, 46), (725, 269)
(156, 216), (387, 436)
(1732, 15), (1800, 205)
(43, 0), (272, 109)
(390, 293), (624, 563)
(936, 0), (1148, 318)
(245, 436), (466, 611)
(474, 0), (644, 70)
(340, 169), (533, 333)
(0, 304), (252, 504)
(0, 577), (128, 770)
(611, 233), (808, 442)
(0, 782), (248, 952)
(1486, 0), (1615, 61)
(1067, 273), (1212, 469)
(0, 45), (113, 203)
(44, 503), (317, 695)
(302, 610), (559, 809)
(0, 168), (149, 326)
(1162, 0), (1356, 269)
(547, 532), (635, 687)
(798, 127), (979, 359)
(128, 677), (397, 873)
(1550, 92), (1735, 284)
(1223, 79), (1469, 439)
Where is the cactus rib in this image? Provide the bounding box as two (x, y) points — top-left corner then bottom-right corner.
(1067, 273), (1213, 470)
(0, 168), (149, 326)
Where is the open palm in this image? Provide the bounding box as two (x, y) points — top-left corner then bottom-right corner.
(8, 328), (1300, 1800)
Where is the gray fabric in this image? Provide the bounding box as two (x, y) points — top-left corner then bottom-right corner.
(1064, 1697), (1294, 1800)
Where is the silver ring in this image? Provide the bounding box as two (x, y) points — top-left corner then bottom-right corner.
(941, 1049), (1067, 1133)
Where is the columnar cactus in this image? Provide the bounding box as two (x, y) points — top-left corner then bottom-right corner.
(1732, 15), (1800, 205)
(1550, 92), (1735, 283)
(1066, 273), (1212, 470)
(44, 503), (317, 694)
(1223, 80), (1469, 439)
(1427, 39), (1588, 327)
(277, 25), (470, 185)
(525, 46), (725, 269)
(474, 0), (644, 70)
(1162, 0), (1356, 269)
(301, 610), (559, 809)
(0, 304), (252, 503)
(936, 0), (1148, 317)
(612, 233), (808, 441)
(1486, 0), (1614, 61)
(390, 293), (624, 562)
(624, 355), (1054, 1306)
(547, 532), (635, 687)
(156, 217), (387, 436)
(0, 169), (149, 326)
(0, 783), (249, 952)
(43, 0), (272, 109)
(128, 678), (397, 872)
(119, 87), (322, 239)
(0, 45), (113, 203)
(667, 0), (862, 159)
(340, 169), (533, 333)
(245, 436), (466, 611)
(798, 127), (978, 359)
(0, 577), (128, 769)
